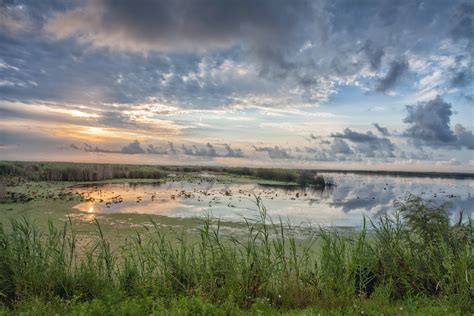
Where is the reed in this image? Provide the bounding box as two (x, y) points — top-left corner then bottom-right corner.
(0, 195), (472, 314)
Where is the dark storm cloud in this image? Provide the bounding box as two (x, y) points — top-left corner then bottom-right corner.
(253, 146), (293, 159)
(375, 59), (409, 92)
(403, 96), (474, 149)
(373, 123), (390, 136)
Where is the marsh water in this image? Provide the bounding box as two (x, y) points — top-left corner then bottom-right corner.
(70, 173), (473, 227)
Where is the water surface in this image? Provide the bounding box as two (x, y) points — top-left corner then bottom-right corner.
(70, 173), (473, 227)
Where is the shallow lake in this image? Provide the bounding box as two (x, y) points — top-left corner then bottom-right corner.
(69, 173), (473, 227)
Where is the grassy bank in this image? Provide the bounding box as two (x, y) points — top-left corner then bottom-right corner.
(0, 195), (472, 315)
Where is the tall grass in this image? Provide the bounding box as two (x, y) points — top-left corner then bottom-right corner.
(0, 195), (472, 312)
(0, 161), (166, 182)
(0, 161), (329, 186)
(226, 167), (326, 186)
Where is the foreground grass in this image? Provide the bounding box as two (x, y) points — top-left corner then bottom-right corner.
(0, 294), (464, 315)
(0, 196), (472, 315)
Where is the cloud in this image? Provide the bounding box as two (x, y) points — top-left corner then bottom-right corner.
(361, 40), (385, 70)
(445, 2), (473, 92)
(42, 0), (341, 106)
(1, 0), (473, 170)
(403, 96), (474, 149)
(120, 140), (145, 154)
(35, 0), (470, 109)
(146, 144), (168, 155)
(196, 143), (217, 157)
(0, 0), (469, 112)
(167, 142), (177, 155)
(454, 124), (474, 149)
(373, 123), (390, 136)
(375, 58), (409, 92)
(180, 144), (194, 156)
(74, 140), (147, 155)
(97, 111), (137, 129)
(0, 4), (32, 34)
(74, 140), (245, 157)
(82, 143), (116, 154)
(180, 142), (244, 158)
(224, 143), (244, 158)
(331, 128), (396, 158)
(181, 143), (217, 157)
(449, 55), (472, 88)
(332, 129), (380, 143)
(330, 138), (353, 155)
(44, 0), (313, 55)
(253, 145), (293, 159)
(451, 70), (468, 87)
(450, 2), (474, 46)
(69, 143), (80, 150)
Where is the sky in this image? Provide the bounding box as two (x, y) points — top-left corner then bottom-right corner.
(0, 0), (473, 172)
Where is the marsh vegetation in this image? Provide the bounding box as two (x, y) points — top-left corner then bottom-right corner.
(0, 161), (473, 314)
(0, 195), (472, 314)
